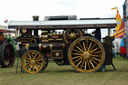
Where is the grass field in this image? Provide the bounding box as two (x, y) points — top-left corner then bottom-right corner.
(0, 57), (128, 85)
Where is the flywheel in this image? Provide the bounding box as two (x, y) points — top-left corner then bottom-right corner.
(64, 29), (83, 44)
(22, 50), (47, 74)
(68, 36), (105, 72)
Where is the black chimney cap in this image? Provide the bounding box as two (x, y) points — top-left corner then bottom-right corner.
(32, 16), (39, 21)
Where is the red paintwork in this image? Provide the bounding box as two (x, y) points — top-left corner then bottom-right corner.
(0, 29), (15, 33)
(0, 29), (15, 44)
(120, 47), (126, 54)
(0, 33), (5, 44)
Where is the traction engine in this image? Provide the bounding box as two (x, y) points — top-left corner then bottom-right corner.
(8, 15), (116, 73)
(0, 29), (15, 68)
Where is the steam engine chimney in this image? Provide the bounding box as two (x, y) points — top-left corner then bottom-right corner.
(32, 16), (39, 37)
(32, 16), (39, 21)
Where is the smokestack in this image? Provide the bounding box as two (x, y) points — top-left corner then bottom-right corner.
(32, 16), (39, 21)
(32, 16), (39, 37)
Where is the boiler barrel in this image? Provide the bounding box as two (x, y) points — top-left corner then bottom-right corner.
(25, 43), (65, 51)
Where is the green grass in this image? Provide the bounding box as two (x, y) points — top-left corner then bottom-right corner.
(0, 57), (128, 85)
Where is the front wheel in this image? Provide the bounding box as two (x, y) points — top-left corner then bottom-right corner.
(22, 50), (46, 74)
(68, 36), (105, 72)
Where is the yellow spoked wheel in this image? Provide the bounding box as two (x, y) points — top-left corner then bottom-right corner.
(22, 50), (45, 74)
(68, 36), (105, 72)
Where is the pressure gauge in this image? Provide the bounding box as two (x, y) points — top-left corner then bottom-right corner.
(22, 28), (27, 33)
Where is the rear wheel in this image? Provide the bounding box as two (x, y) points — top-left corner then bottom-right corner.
(68, 36), (105, 72)
(0, 42), (15, 67)
(22, 50), (46, 73)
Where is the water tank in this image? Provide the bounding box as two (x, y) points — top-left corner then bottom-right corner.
(44, 15), (77, 21)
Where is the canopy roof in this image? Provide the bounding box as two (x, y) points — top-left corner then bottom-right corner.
(0, 29), (15, 33)
(8, 18), (116, 29)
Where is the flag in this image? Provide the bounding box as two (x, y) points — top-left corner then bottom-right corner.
(111, 7), (118, 10)
(112, 10), (125, 38)
(4, 20), (8, 23)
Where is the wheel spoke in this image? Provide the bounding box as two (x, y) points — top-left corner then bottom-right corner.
(89, 60), (95, 69)
(83, 41), (86, 51)
(72, 56), (81, 60)
(90, 43), (96, 50)
(72, 53), (83, 56)
(90, 58), (98, 65)
(32, 66), (34, 72)
(86, 39), (88, 50)
(34, 65), (39, 71)
(29, 65), (33, 71)
(35, 59), (43, 62)
(87, 60), (91, 70)
(76, 46), (84, 53)
(24, 56), (31, 60)
(25, 59), (31, 62)
(73, 58), (81, 63)
(85, 60), (87, 71)
(91, 47), (98, 53)
(36, 61), (43, 65)
(27, 54), (32, 60)
(78, 41), (84, 51)
(92, 51), (102, 54)
(24, 59), (30, 64)
(25, 64), (31, 69)
(92, 57), (101, 62)
(80, 59), (85, 69)
(88, 42), (92, 51)
(33, 52), (37, 60)
(91, 54), (101, 57)
(76, 60), (82, 67)
(35, 55), (41, 60)
(72, 49), (81, 53)
(25, 62), (30, 65)
(31, 52), (35, 59)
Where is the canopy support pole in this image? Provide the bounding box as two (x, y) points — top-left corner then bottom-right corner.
(126, 20), (128, 58)
(108, 28), (111, 36)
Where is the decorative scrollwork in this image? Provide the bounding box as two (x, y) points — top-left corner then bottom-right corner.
(63, 29), (83, 44)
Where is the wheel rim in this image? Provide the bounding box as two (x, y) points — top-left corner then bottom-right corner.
(68, 36), (105, 72)
(22, 50), (44, 74)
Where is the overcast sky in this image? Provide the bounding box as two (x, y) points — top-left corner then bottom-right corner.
(0, 0), (125, 24)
